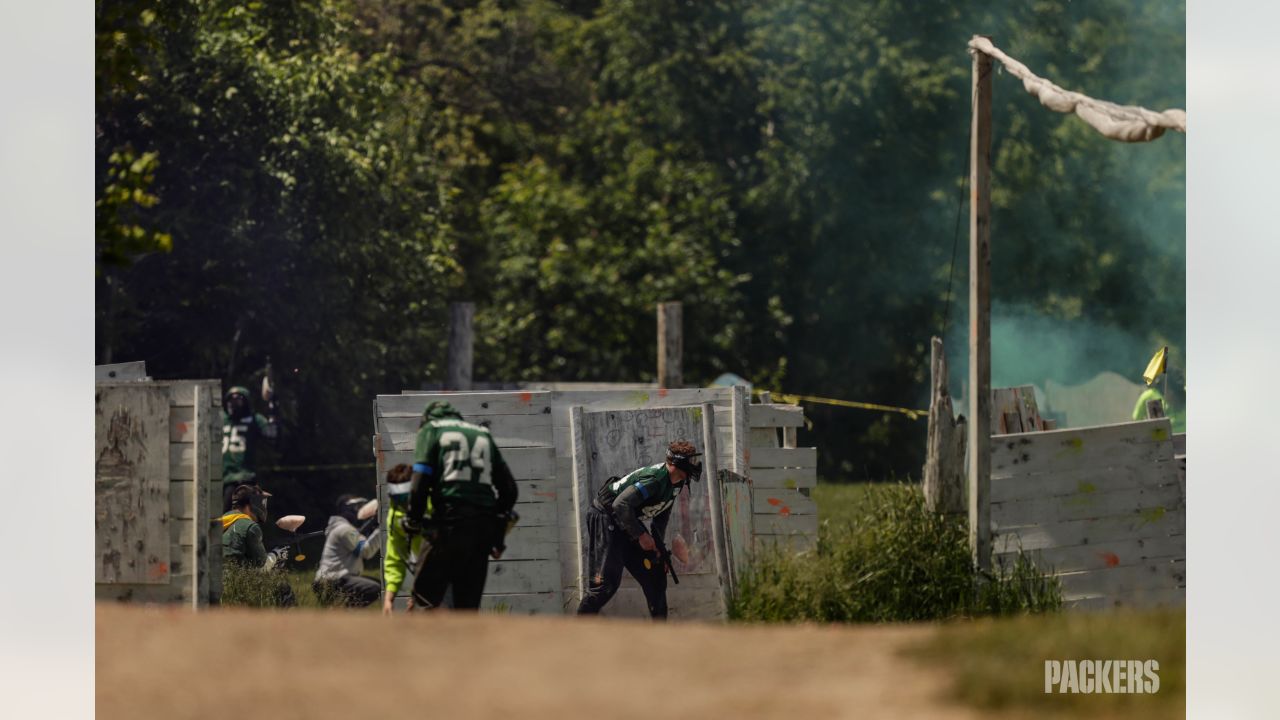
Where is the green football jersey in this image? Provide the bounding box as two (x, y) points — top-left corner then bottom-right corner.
(414, 417), (509, 509)
(222, 411), (276, 476)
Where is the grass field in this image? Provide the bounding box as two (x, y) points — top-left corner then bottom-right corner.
(906, 608), (1185, 719)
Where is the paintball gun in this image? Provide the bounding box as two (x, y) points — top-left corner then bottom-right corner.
(650, 534), (679, 585)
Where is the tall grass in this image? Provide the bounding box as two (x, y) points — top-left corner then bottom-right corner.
(729, 483), (1061, 623)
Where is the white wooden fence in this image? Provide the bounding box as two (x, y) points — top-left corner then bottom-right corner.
(990, 418), (1185, 609)
(372, 387), (818, 616)
(95, 378), (222, 607)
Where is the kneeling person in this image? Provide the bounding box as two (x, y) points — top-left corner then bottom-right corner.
(222, 485), (295, 607)
(576, 440), (701, 619)
(314, 495), (383, 607)
(403, 401), (518, 610)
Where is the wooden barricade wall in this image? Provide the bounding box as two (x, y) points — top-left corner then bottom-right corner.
(747, 403), (819, 551)
(990, 418), (1185, 609)
(95, 380), (222, 607)
(374, 388), (750, 614)
(374, 387), (819, 614)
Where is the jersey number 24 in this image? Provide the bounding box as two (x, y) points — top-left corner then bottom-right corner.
(439, 431), (492, 485)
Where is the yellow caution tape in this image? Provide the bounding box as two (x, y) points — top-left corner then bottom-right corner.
(757, 390), (928, 421)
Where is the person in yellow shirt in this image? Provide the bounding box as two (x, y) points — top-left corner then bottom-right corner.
(382, 463), (427, 614)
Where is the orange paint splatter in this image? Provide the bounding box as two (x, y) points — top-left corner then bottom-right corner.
(767, 497), (782, 506)
(534, 491), (556, 499)
(518, 392), (533, 404)
(147, 562), (169, 579)
(1099, 551), (1120, 568)
(176, 422), (188, 437)
(658, 388), (669, 398)
(779, 506), (791, 517)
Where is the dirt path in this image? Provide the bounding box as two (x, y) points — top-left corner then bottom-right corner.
(97, 604), (974, 720)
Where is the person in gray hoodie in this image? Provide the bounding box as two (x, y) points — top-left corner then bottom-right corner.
(313, 494), (383, 607)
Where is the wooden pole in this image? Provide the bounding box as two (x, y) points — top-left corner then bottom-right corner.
(657, 302), (683, 389)
(446, 302), (475, 391)
(968, 38), (994, 571)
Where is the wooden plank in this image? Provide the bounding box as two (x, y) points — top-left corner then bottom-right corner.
(192, 384), (210, 608)
(752, 488), (817, 516)
(731, 385), (749, 477)
(379, 446), (554, 481)
(96, 361), (148, 381)
(1055, 559), (1185, 599)
(1172, 433), (1186, 457)
(750, 405), (805, 428)
(719, 470), (754, 587)
(481, 592), (564, 616)
(96, 384), (171, 585)
(569, 406), (590, 602)
(148, 380), (221, 408)
(377, 391), (555, 418)
(997, 535), (1185, 574)
(96, 580), (191, 604)
(992, 483), (1184, 527)
(551, 387), (731, 415)
(990, 419), (1175, 478)
(750, 447), (817, 469)
(169, 406), (196, 443)
(1065, 584), (1185, 611)
(993, 508), (1185, 554)
(500, 525), (560, 561)
(379, 413), (553, 449)
(752, 513), (819, 536)
(753, 533), (818, 553)
(751, 467), (817, 490)
(511, 501), (558, 528)
(701, 403), (730, 611)
(485, 559), (560, 595)
(991, 461), (1181, 504)
(168, 443), (224, 482)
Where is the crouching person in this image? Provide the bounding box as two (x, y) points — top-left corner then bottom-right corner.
(222, 485), (295, 607)
(576, 440), (701, 619)
(382, 463), (428, 614)
(314, 495), (383, 608)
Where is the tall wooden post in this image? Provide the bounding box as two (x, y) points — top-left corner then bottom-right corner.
(657, 301), (683, 388)
(968, 38), (994, 570)
(446, 302), (474, 391)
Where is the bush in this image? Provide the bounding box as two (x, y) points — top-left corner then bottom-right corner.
(220, 564), (295, 608)
(729, 483), (1061, 623)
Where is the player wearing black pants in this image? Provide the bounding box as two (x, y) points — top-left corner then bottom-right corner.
(402, 401), (518, 611)
(576, 440), (702, 619)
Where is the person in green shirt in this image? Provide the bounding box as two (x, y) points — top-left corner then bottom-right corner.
(222, 484), (270, 568)
(221, 485), (297, 607)
(576, 440), (702, 619)
(381, 463), (428, 614)
(221, 384), (280, 510)
(401, 401), (518, 611)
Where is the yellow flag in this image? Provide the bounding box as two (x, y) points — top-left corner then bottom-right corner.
(1143, 346), (1167, 386)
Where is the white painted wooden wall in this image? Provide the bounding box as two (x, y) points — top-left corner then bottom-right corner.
(373, 388), (820, 616)
(990, 418), (1185, 609)
(95, 379), (222, 608)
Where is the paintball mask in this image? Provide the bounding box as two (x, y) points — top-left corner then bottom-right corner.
(336, 495), (367, 525)
(666, 449), (703, 484)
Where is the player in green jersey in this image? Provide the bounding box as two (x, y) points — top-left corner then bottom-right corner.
(221, 383), (280, 511)
(401, 401), (518, 610)
(576, 439), (702, 619)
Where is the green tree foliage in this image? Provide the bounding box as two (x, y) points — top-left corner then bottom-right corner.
(97, 0), (1185, 489)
